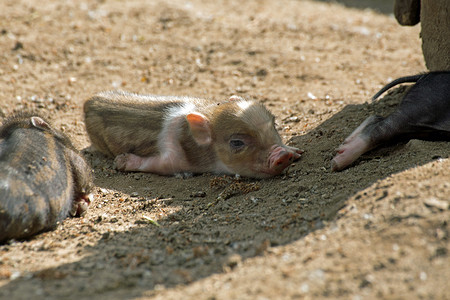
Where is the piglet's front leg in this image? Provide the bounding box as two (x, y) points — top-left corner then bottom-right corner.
(114, 153), (189, 175)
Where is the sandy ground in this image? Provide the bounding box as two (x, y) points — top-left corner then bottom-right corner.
(0, 0), (449, 299)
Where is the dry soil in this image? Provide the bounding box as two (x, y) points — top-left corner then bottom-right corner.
(0, 0), (448, 299)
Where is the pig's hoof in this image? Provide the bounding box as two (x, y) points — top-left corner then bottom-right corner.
(331, 147), (361, 171)
(114, 154), (129, 171)
(286, 145), (304, 158)
(330, 158), (342, 172)
(294, 149), (304, 160)
(69, 195), (92, 217)
(331, 134), (370, 171)
(331, 148), (355, 172)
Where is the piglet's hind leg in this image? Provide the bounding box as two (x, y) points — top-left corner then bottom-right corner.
(115, 153), (187, 175)
(331, 116), (381, 171)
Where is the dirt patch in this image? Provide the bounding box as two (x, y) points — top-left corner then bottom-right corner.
(0, 0), (448, 299)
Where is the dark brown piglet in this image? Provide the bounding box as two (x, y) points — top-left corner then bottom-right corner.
(84, 91), (302, 178)
(332, 71), (450, 171)
(0, 114), (94, 243)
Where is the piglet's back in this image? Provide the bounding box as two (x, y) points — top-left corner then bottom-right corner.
(84, 91), (208, 157)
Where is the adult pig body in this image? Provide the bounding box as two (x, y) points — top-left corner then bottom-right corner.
(0, 114), (93, 243)
(84, 91), (302, 178)
(332, 71), (450, 171)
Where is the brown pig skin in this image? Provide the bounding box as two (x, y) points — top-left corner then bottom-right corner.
(0, 114), (94, 243)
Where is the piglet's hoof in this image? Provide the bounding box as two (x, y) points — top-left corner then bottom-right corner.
(69, 194), (93, 217)
(114, 153), (129, 171)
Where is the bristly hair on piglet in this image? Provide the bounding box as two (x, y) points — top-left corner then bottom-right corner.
(84, 91), (303, 178)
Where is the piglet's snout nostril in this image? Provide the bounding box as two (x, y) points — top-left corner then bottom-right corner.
(273, 151), (293, 167)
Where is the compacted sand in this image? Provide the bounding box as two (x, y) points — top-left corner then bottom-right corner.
(0, 0), (448, 299)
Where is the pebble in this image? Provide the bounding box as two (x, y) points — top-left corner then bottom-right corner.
(423, 197), (449, 210)
(308, 268), (325, 281)
(225, 254), (242, 269)
(250, 196), (262, 204)
(307, 92), (317, 100)
(191, 191), (206, 198)
(419, 271), (427, 281)
(10, 271), (21, 280)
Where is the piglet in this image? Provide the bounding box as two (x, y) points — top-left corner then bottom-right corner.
(84, 91), (302, 178)
(332, 71), (450, 171)
(0, 114), (94, 243)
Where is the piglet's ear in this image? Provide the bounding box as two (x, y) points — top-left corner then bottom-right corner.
(31, 116), (52, 131)
(186, 112), (212, 146)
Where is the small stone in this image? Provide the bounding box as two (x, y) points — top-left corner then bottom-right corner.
(12, 41), (23, 51)
(191, 191), (206, 198)
(225, 254), (242, 269)
(424, 197), (449, 210)
(256, 69), (268, 77)
(307, 92), (317, 100)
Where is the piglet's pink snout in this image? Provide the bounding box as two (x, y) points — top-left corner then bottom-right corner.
(268, 145), (300, 173)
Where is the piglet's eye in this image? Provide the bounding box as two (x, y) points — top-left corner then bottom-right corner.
(229, 139), (245, 152)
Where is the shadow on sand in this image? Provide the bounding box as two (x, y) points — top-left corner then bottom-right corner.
(1, 87), (448, 299)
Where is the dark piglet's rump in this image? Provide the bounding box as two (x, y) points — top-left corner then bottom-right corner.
(0, 114), (94, 243)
